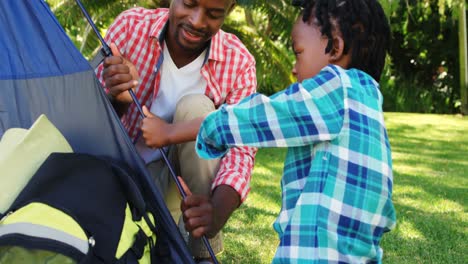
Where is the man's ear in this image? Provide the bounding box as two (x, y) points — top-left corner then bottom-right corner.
(227, 0), (236, 14)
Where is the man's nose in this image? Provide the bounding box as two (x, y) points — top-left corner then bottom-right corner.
(189, 8), (206, 30)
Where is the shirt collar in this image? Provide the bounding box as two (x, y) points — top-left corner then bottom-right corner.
(149, 11), (168, 45)
(208, 30), (225, 62)
(148, 10), (226, 63)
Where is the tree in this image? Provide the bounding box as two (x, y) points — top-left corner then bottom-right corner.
(459, 1), (467, 115)
(225, 0), (298, 94)
(45, 0), (160, 57)
(48, 0), (465, 113)
(381, 0), (463, 113)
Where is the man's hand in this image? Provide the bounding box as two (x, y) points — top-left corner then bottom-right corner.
(102, 43), (139, 105)
(141, 106), (172, 149)
(179, 176), (217, 238)
(179, 177), (240, 239)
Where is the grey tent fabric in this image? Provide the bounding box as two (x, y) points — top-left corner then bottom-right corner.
(0, 1), (194, 262)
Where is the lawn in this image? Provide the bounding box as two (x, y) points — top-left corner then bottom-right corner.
(218, 113), (468, 264)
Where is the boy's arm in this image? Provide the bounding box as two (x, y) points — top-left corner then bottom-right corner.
(196, 68), (347, 159)
(140, 107), (205, 148)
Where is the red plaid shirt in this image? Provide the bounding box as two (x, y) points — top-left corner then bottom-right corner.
(96, 8), (257, 202)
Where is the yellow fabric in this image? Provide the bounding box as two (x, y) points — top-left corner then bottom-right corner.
(136, 212), (156, 264)
(136, 212), (156, 238)
(115, 204), (157, 264)
(0, 114), (73, 213)
(115, 204), (140, 259)
(138, 241), (152, 264)
(1, 202), (87, 242)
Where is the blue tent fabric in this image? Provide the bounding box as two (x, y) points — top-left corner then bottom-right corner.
(0, 1), (194, 263)
(0, 1), (89, 79)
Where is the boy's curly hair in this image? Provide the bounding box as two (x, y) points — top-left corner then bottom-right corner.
(294, 0), (390, 81)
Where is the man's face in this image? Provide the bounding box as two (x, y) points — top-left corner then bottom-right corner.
(168, 0), (234, 52)
(291, 15), (331, 83)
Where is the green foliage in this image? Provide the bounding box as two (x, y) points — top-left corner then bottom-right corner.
(45, 0), (159, 59)
(47, 0), (466, 113)
(383, 0), (464, 113)
(47, 0), (297, 94)
(224, 1), (298, 94)
(380, 60), (458, 113)
(221, 113), (468, 263)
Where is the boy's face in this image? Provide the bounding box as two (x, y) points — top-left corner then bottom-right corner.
(291, 15), (331, 82)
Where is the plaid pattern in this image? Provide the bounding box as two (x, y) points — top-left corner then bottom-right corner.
(96, 8), (257, 202)
(197, 65), (396, 263)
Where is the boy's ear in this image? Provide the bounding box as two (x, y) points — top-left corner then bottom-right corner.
(329, 34), (351, 68)
(329, 35), (345, 62)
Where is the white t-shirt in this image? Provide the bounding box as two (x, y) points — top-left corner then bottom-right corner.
(135, 42), (207, 163)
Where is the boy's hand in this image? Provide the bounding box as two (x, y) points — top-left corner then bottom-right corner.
(179, 177), (218, 238)
(140, 106), (171, 149)
(102, 43), (139, 105)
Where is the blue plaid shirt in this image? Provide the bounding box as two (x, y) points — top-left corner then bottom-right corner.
(196, 65), (396, 263)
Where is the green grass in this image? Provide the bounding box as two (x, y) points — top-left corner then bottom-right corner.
(218, 113), (468, 264)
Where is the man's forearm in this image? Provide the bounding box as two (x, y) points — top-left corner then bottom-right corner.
(207, 184), (241, 238)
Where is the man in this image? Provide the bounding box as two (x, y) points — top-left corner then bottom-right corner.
(96, 0), (257, 262)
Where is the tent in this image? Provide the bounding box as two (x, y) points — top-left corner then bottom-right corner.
(0, 0), (194, 262)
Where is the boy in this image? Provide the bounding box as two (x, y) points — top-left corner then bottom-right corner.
(183, 0), (396, 262)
